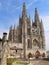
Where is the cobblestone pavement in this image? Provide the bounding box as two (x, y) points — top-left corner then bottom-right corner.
(30, 60), (49, 65)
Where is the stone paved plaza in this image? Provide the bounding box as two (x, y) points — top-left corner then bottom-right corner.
(29, 60), (49, 65)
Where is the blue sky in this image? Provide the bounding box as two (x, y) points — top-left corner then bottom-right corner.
(0, 0), (49, 50)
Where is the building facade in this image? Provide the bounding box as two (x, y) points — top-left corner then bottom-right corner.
(8, 3), (45, 58)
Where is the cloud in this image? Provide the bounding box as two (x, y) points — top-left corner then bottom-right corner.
(15, 6), (22, 10)
(26, 0), (48, 9)
(27, 0), (43, 9)
(27, 1), (33, 9)
(27, 0), (38, 9)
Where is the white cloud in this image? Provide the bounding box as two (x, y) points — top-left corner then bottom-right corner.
(27, 0), (38, 9)
(15, 6), (22, 10)
(27, 1), (33, 9)
(26, 0), (46, 9)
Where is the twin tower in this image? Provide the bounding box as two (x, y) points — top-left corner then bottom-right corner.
(8, 3), (45, 58)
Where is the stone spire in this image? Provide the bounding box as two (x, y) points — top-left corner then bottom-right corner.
(40, 19), (45, 49)
(40, 19), (44, 37)
(8, 25), (13, 42)
(27, 15), (31, 26)
(34, 8), (40, 25)
(22, 2), (27, 17)
(13, 25), (16, 43)
(34, 8), (40, 35)
(29, 15), (31, 22)
(32, 19), (34, 26)
(14, 24), (16, 30)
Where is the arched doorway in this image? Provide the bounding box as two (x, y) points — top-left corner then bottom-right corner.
(28, 52), (33, 58)
(35, 50), (40, 58)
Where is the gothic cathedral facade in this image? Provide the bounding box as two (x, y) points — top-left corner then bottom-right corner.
(8, 3), (45, 58)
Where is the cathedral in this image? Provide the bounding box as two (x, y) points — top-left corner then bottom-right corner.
(0, 3), (46, 64)
(8, 3), (45, 58)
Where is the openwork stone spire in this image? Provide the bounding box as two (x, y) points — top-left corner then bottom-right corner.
(40, 19), (45, 49)
(8, 25), (13, 42)
(34, 8), (39, 24)
(40, 19), (44, 37)
(22, 2), (27, 17)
